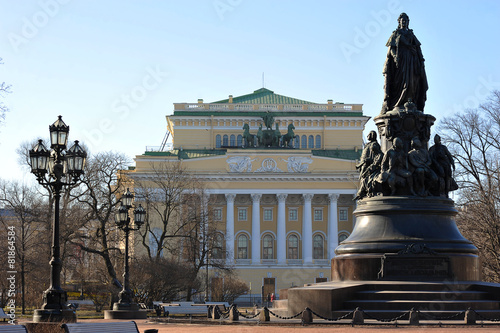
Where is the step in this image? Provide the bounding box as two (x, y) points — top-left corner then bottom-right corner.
(344, 299), (499, 311)
(330, 309), (500, 321)
(361, 283), (476, 292)
(355, 290), (490, 301)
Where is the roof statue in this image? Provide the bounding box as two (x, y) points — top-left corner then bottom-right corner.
(381, 12), (428, 115)
(262, 111), (275, 131)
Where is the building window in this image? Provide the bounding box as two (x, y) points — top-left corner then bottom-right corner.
(230, 134), (236, 146)
(294, 135), (300, 148)
(287, 234), (299, 259)
(289, 208), (298, 221)
(238, 208), (247, 221)
(339, 208), (348, 221)
(223, 134), (228, 146)
(237, 234), (248, 259)
(313, 234), (324, 259)
(315, 135), (321, 148)
(212, 233), (224, 259)
(216, 134), (221, 148)
(301, 135), (307, 149)
(263, 208), (273, 221)
(338, 232), (349, 243)
(213, 208), (222, 221)
(237, 134), (243, 147)
(308, 135), (314, 148)
(314, 208), (323, 221)
(262, 234), (274, 259)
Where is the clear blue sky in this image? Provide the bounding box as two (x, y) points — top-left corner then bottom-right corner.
(1, 0), (499, 183)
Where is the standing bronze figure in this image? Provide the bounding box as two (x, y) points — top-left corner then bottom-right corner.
(429, 134), (458, 197)
(262, 111), (275, 130)
(381, 13), (428, 114)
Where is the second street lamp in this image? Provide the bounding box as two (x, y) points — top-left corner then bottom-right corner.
(105, 188), (147, 319)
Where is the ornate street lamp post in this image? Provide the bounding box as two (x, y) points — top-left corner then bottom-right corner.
(29, 116), (87, 323)
(111, 188), (146, 313)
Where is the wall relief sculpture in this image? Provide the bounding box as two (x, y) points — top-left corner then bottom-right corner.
(281, 156), (313, 173)
(226, 156), (256, 173)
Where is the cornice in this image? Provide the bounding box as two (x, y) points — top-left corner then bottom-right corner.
(131, 172), (359, 183)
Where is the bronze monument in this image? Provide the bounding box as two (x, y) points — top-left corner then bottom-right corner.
(288, 13), (500, 322)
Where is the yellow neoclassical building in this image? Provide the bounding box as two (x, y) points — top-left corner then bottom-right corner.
(131, 88), (369, 300)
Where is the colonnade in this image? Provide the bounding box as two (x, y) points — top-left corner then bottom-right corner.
(222, 192), (344, 265)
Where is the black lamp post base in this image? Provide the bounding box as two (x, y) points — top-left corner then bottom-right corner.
(104, 305), (147, 319)
(112, 301), (140, 311)
(33, 308), (77, 323)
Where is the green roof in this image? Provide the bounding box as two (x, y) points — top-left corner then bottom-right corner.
(312, 149), (361, 161)
(212, 88), (314, 105)
(144, 149), (227, 159)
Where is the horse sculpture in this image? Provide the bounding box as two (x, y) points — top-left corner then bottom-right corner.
(257, 124), (263, 147)
(274, 123), (282, 147)
(282, 123), (297, 148)
(242, 123), (255, 148)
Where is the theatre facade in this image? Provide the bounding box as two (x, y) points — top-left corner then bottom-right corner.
(130, 87), (369, 299)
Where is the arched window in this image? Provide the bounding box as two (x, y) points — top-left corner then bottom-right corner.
(315, 135), (321, 148)
(308, 135), (314, 148)
(262, 234), (274, 259)
(294, 136), (300, 148)
(237, 134), (243, 147)
(338, 232), (350, 243)
(301, 135), (307, 149)
(313, 234), (324, 259)
(212, 233), (224, 259)
(287, 234), (299, 259)
(230, 134), (236, 147)
(223, 134), (229, 146)
(237, 234), (248, 259)
(216, 135), (221, 148)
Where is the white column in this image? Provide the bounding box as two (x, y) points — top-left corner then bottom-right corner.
(276, 193), (288, 265)
(225, 194), (236, 264)
(302, 193), (313, 264)
(251, 194), (262, 265)
(328, 193), (339, 260)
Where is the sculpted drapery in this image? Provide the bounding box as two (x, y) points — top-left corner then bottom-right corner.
(381, 13), (428, 114)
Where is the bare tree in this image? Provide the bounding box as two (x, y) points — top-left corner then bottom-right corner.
(0, 57), (11, 122)
(439, 90), (500, 282)
(133, 162), (203, 259)
(178, 193), (232, 301)
(132, 163), (233, 301)
(210, 272), (249, 304)
(70, 254), (116, 312)
(70, 151), (131, 289)
(129, 256), (198, 306)
(0, 180), (49, 313)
